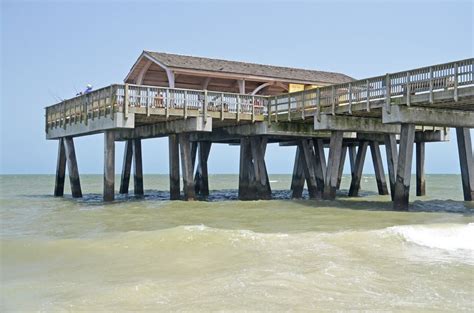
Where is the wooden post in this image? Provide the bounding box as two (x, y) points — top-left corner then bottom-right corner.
(393, 124), (416, 210)
(133, 139), (144, 196)
(384, 134), (398, 200)
(169, 134), (180, 200)
(300, 139), (319, 199)
(416, 142), (426, 196)
(370, 141), (389, 195)
(119, 139), (133, 194)
(312, 139), (326, 197)
(64, 137), (82, 198)
(179, 133), (195, 201)
(103, 131), (115, 201)
(456, 127), (473, 201)
(348, 141), (368, 197)
(336, 145), (347, 190)
(323, 131), (344, 200)
(194, 141), (212, 197)
(290, 145), (305, 199)
(54, 138), (66, 197)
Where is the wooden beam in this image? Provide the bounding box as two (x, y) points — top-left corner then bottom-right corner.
(393, 124), (416, 210)
(416, 142), (426, 196)
(54, 138), (66, 197)
(103, 131), (115, 202)
(169, 134), (180, 200)
(348, 141), (368, 197)
(119, 139), (133, 194)
(456, 128), (474, 201)
(64, 137), (82, 198)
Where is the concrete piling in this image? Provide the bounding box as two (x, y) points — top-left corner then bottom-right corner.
(64, 137), (82, 198)
(370, 141), (389, 195)
(54, 138), (66, 197)
(348, 141), (368, 197)
(169, 134), (180, 200)
(456, 127), (473, 201)
(416, 142), (426, 196)
(393, 124), (415, 210)
(119, 139), (133, 194)
(103, 131), (115, 201)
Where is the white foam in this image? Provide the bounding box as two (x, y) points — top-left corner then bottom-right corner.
(387, 223), (474, 252)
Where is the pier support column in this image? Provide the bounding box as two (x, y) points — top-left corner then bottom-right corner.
(194, 141), (212, 197)
(133, 139), (144, 196)
(239, 137), (271, 200)
(290, 145), (305, 199)
(312, 139), (326, 197)
(384, 134), (398, 200)
(103, 131), (115, 202)
(250, 137), (271, 200)
(393, 124), (416, 210)
(370, 141), (389, 195)
(300, 139), (319, 199)
(416, 142), (426, 196)
(348, 144), (357, 179)
(119, 140), (133, 194)
(323, 131), (344, 200)
(456, 128), (474, 201)
(239, 137), (254, 200)
(54, 138), (66, 197)
(336, 145), (347, 190)
(169, 134), (180, 200)
(64, 137), (82, 198)
(348, 141), (368, 197)
(179, 133), (196, 201)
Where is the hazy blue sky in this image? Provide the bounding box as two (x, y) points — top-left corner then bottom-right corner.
(1, 0), (472, 175)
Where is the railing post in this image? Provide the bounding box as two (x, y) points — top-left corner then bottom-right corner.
(331, 85), (336, 115)
(220, 93), (224, 121)
(184, 90), (188, 119)
(110, 86), (115, 120)
(267, 97), (271, 125)
(124, 84), (129, 119)
(274, 96), (278, 123)
(316, 88), (321, 122)
(366, 79), (370, 112)
(348, 83), (353, 115)
(287, 94), (291, 121)
(165, 88), (170, 119)
(454, 62), (458, 102)
(146, 87), (150, 117)
(429, 67), (434, 104)
(301, 91), (305, 120)
(385, 74), (391, 114)
(204, 89), (208, 121)
(251, 95), (255, 123)
(406, 71), (411, 106)
(63, 101), (67, 130)
(236, 94), (241, 122)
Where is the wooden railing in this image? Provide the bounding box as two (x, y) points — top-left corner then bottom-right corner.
(45, 84), (268, 131)
(267, 58), (474, 121)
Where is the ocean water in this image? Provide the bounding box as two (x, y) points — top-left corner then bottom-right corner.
(0, 174), (473, 312)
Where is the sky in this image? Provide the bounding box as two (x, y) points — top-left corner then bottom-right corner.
(1, 0), (473, 175)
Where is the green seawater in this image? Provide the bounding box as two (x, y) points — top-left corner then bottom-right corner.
(0, 174), (473, 312)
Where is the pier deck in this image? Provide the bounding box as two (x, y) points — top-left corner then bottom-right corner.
(46, 57), (474, 209)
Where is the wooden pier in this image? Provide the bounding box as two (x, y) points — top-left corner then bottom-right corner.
(45, 52), (474, 209)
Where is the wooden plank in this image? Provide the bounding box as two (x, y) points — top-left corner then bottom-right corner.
(64, 137), (82, 198)
(393, 124), (415, 210)
(103, 131), (115, 201)
(54, 138), (66, 197)
(119, 139), (133, 194)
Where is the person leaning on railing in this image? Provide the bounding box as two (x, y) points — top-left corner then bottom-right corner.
(154, 92), (164, 107)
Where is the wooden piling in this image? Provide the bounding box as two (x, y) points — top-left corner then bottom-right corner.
(456, 127), (474, 201)
(348, 141), (368, 197)
(54, 138), (66, 197)
(179, 133), (195, 201)
(290, 145), (305, 199)
(133, 139), (144, 196)
(384, 134), (398, 200)
(169, 134), (180, 200)
(194, 141), (212, 197)
(64, 137), (82, 198)
(415, 142), (426, 196)
(393, 124), (415, 210)
(119, 139), (133, 194)
(370, 141), (389, 195)
(323, 131), (344, 200)
(103, 131), (115, 201)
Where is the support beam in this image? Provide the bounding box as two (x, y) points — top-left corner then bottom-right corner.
(194, 141), (212, 197)
(456, 128), (474, 201)
(393, 124), (416, 210)
(336, 145), (347, 190)
(103, 131), (115, 202)
(64, 137), (82, 198)
(416, 142), (426, 196)
(315, 114), (401, 133)
(384, 134), (398, 200)
(348, 141), (368, 197)
(54, 138), (66, 197)
(370, 141), (389, 195)
(290, 146), (305, 199)
(133, 139), (144, 196)
(119, 140), (133, 194)
(179, 133), (195, 201)
(323, 131), (344, 200)
(169, 134), (180, 200)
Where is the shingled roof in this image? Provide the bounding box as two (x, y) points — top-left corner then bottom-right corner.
(144, 51), (354, 84)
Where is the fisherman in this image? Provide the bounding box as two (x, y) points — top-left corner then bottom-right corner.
(84, 84), (93, 94)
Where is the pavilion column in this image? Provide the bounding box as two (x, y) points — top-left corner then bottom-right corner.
(54, 138), (66, 197)
(348, 141), (368, 197)
(194, 141), (212, 197)
(103, 131), (115, 202)
(336, 145), (347, 190)
(456, 127), (474, 201)
(323, 131), (344, 200)
(384, 134), (398, 200)
(416, 142), (426, 196)
(370, 141), (389, 195)
(133, 139), (144, 196)
(179, 133), (195, 201)
(393, 124), (416, 210)
(64, 137), (82, 198)
(169, 134), (180, 200)
(290, 145), (305, 199)
(119, 139), (133, 194)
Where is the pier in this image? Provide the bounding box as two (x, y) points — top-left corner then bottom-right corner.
(45, 52), (474, 209)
